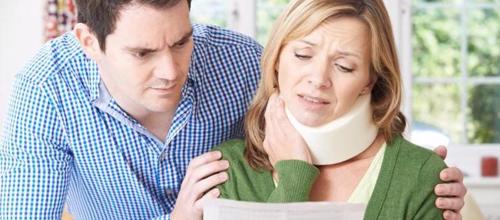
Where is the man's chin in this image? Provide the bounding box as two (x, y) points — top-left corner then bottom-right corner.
(145, 100), (181, 113)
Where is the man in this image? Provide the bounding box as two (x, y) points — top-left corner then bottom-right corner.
(0, 0), (466, 219)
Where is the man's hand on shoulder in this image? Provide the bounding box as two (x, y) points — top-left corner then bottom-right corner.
(170, 151), (229, 220)
(433, 146), (467, 220)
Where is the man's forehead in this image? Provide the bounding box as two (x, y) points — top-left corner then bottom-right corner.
(110, 1), (192, 44)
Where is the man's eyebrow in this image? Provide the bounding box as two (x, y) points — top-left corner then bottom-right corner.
(124, 47), (157, 53)
(123, 29), (194, 52)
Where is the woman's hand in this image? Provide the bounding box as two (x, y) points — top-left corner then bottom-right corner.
(263, 93), (312, 167)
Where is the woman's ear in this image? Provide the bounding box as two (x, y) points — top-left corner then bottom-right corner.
(361, 74), (378, 95)
(74, 23), (102, 60)
(360, 87), (370, 95)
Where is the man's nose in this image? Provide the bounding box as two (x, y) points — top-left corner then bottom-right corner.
(154, 53), (179, 80)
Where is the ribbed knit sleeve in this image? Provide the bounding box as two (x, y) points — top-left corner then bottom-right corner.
(267, 160), (319, 202)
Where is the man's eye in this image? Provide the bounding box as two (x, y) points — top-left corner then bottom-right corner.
(174, 39), (191, 49)
(133, 51), (149, 59)
(294, 53), (311, 60)
(177, 41), (187, 47)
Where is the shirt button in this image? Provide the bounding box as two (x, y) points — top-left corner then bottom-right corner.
(160, 151), (167, 160)
(165, 189), (174, 195)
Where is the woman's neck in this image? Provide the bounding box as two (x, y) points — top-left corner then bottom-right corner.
(309, 134), (386, 202)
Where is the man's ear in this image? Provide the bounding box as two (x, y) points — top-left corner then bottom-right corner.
(74, 23), (102, 60)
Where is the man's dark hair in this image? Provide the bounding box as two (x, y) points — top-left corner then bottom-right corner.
(75, 0), (192, 51)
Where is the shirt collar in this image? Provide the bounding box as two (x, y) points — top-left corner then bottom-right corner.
(88, 63), (101, 102)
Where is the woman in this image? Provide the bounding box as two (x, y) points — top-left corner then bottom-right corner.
(214, 0), (446, 219)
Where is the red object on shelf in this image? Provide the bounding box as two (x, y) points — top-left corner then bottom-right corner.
(481, 156), (498, 177)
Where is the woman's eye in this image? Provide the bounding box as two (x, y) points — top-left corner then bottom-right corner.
(336, 64), (354, 73)
(294, 53), (311, 60)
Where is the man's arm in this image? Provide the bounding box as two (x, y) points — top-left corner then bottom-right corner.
(0, 74), (72, 218)
(433, 146), (467, 220)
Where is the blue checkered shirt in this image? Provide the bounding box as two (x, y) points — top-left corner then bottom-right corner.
(0, 24), (262, 219)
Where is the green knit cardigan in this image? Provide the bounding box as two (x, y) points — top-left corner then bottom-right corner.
(214, 135), (445, 219)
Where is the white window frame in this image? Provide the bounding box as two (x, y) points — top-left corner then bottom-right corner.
(227, 0), (257, 38)
(383, 0), (414, 122)
(396, 0), (500, 146)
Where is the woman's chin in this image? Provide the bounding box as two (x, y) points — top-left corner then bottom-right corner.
(294, 114), (331, 127)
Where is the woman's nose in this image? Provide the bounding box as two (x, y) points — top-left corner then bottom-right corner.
(307, 60), (332, 89)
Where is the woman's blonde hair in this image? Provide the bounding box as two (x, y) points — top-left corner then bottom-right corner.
(245, 0), (406, 170)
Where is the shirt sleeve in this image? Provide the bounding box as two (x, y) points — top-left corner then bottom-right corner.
(267, 160), (319, 203)
(0, 74), (72, 219)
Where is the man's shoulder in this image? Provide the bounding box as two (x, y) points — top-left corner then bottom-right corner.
(192, 24), (263, 51)
(19, 32), (87, 86)
(188, 25), (262, 102)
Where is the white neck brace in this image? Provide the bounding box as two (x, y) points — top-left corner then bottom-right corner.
(285, 94), (378, 165)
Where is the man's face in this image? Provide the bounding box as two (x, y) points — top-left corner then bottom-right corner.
(93, 1), (193, 116)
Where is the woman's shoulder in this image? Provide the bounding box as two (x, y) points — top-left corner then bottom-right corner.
(212, 139), (246, 162)
(389, 135), (447, 171)
(211, 139), (259, 174)
(370, 135), (445, 219)
(213, 139), (274, 201)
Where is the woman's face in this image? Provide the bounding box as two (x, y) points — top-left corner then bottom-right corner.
(277, 16), (373, 127)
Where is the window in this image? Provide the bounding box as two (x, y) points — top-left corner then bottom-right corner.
(191, 0), (289, 44)
(409, 0), (500, 146)
(256, 0), (289, 44)
(190, 0), (228, 27)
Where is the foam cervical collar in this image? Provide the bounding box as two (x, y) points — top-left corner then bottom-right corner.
(285, 95), (378, 165)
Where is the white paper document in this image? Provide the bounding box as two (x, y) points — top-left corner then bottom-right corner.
(203, 198), (366, 220)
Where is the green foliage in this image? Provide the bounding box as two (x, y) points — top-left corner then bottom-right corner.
(468, 9), (500, 77)
(413, 84), (463, 143)
(412, 9), (461, 77)
(468, 85), (500, 143)
(412, 4), (499, 144)
(256, 0), (290, 44)
(190, 0), (227, 27)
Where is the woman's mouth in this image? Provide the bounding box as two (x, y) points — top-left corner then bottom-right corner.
(297, 94), (330, 110)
